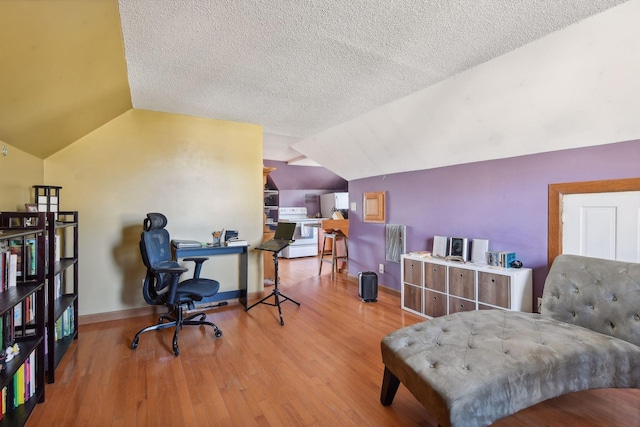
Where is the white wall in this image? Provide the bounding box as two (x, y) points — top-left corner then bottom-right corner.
(295, 0), (640, 180)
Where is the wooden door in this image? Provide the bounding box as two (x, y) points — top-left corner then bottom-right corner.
(548, 178), (640, 266)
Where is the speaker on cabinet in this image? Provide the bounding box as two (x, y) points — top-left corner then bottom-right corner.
(471, 239), (489, 264)
(433, 236), (448, 258)
(449, 237), (469, 261)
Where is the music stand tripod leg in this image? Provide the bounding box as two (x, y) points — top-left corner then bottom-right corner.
(246, 249), (300, 325)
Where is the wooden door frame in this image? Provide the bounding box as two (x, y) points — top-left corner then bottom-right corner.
(548, 177), (640, 267)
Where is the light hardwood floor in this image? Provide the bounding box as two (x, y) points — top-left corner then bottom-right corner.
(27, 257), (640, 426)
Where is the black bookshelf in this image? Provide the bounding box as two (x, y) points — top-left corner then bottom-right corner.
(44, 211), (78, 383)
(0, 213), (47, 426)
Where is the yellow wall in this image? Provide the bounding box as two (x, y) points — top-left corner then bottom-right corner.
(0, 140), (44, 209)
(0, 0), (131, 159)
(45, 109), (264, 315)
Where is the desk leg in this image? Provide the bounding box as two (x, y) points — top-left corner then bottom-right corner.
(239, 247), (248, 308)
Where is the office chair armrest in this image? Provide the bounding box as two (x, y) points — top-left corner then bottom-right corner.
(150, 264), (188, 307)
(152, 266), (188, 274)
(183, 257), (209, 279)
(152, 260), (188, 275)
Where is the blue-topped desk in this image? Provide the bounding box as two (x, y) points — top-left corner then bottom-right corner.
(174, 244), (248, 308)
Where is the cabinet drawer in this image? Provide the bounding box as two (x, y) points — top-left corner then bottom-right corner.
(449, 267), (475, 299)
(478, 303), (504, 311)
(403, 258), (422, 286)
(478, 272), (511, 309)
(424, 262), (446, 292)
(424, 289), (447, 318)
(403, 284), (422, 313)
(449, 296), (475, 314)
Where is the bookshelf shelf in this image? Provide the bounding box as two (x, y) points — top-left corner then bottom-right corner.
(0, 212), (47, 426)
(52, 335), (75, 369)
(45, 211), (78, 384)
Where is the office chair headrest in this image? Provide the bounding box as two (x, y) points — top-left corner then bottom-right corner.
(143, 212), (168, 231)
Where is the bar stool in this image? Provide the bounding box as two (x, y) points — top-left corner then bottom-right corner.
(318, 231), (348, 280)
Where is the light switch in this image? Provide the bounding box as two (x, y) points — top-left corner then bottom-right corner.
(350, 202), (356, 211)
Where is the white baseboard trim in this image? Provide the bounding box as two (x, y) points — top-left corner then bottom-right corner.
(78, 292), (263, 325)
(79, 281), (400, 325)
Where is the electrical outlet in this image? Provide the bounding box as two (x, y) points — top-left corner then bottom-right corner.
(379, 263), (384, 274)
(537, 297), (543, 313)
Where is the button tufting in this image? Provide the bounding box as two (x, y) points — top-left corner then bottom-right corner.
(610, 322), (616, 329)
(612, 296), (617, 301)
(596, 280), (601, 285)
(635, 314), (640, 321)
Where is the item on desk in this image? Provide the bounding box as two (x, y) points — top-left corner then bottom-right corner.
(171, 239), (202, 249)
(212, 230), (223, 246)
(225, 237), (248, 247)
(224, 230), (239, 242)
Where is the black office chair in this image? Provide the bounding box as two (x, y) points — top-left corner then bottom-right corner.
(131, 213), (223, 356)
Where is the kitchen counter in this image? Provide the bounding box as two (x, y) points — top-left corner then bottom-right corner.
(320, 219), (349, 237)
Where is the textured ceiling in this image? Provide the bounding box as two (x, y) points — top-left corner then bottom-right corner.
(118, 0), (629, 172)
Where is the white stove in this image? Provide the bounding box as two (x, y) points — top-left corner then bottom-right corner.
(278, 207), (320, 258)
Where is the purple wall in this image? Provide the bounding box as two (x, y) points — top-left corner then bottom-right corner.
(278, 190), (322, 216)
(348, 139), (640, 301)
(264, 160), (348, 191)
(263, 160), (348, 219)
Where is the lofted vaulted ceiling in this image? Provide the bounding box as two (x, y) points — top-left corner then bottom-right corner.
(118, 0), (633, 177)
(1, 1), (636, 180)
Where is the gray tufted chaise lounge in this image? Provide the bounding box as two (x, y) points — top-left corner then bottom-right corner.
(380, 254), (640, 427)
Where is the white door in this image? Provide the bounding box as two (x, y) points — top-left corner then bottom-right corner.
(562, 191), (640, 262)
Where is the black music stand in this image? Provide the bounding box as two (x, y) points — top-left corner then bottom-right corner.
(247, 231), (301, 325)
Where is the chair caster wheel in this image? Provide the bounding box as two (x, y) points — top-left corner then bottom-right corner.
(173, 345), (180, 356)
(215, 330), (223, 338)
(131, 338), (138, 350)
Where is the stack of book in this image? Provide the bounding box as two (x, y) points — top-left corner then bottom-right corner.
(225, 238), (248, 247)
(0, 349), (37, 418)
(487, 251), (516, 267)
